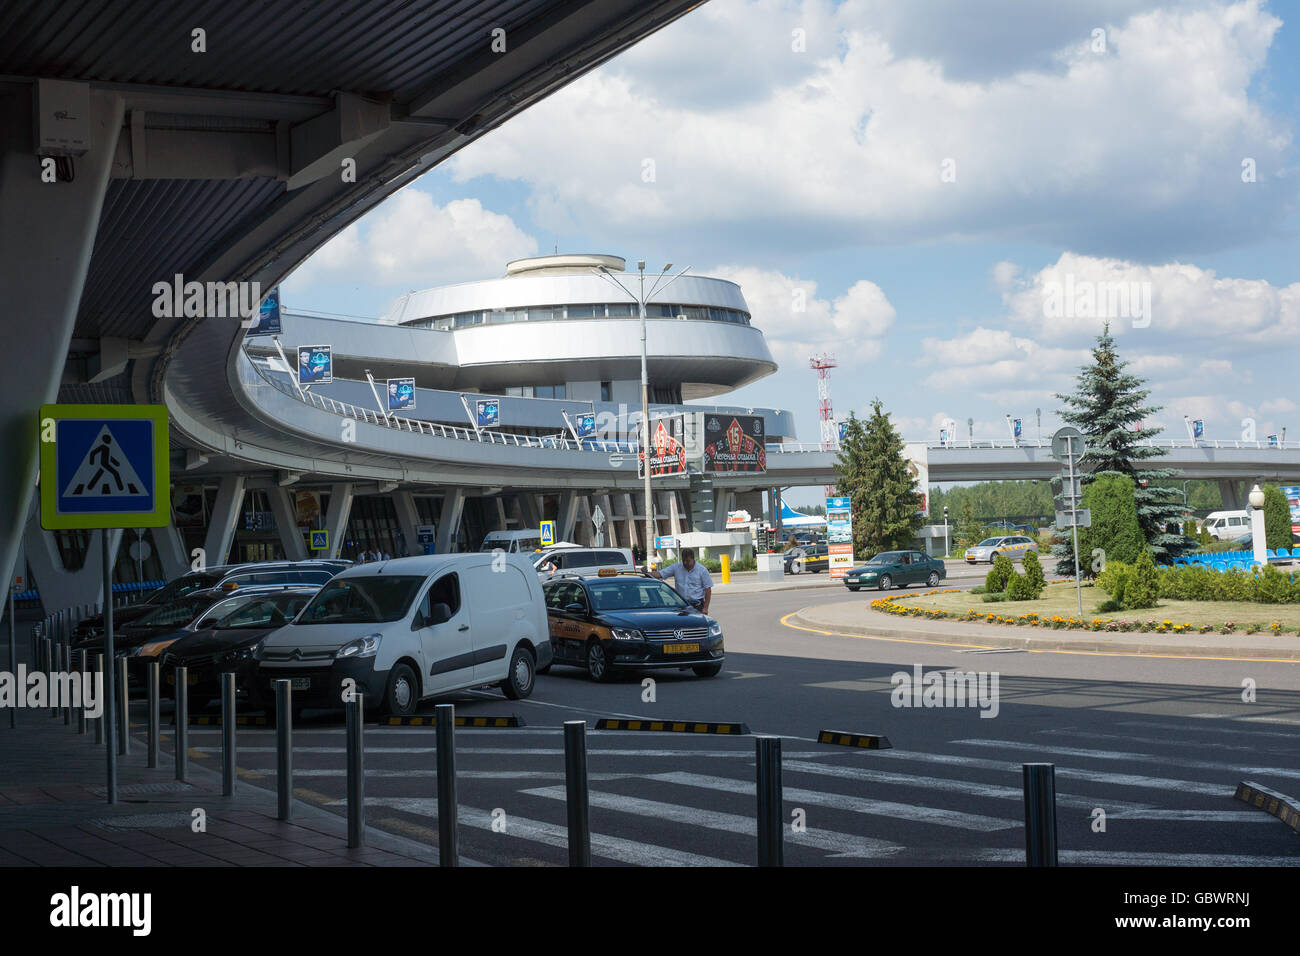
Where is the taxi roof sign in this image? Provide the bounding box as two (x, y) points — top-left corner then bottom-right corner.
(40, 404), (170, 530)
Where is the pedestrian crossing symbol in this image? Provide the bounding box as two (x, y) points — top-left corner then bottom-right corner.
(40, 404), (169, 530)
(309, 530), (329, 551)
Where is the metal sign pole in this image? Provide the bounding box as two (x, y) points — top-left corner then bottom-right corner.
(102, 532), (117, 804)
(1067, 438), (1083, 617)
(6, 584), (14, 729)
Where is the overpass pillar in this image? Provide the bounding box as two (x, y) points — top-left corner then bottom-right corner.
(203, 476), (247, 568)
(322, 483), (354, 560)
(517, 493), (542, 531)
(1218, 480), (1245, 511)
(393, 491), (422, 558)
(435, 488), (466, 553)
(492, 497), (508, 532)
(620, 494), (640, 549)
(152, 522), (191, 579)
(0, 87), (125, 599)
(597, 495), (616, 547)
(667, 491), (683, 537)
(25, 501), (124, 614)
(267, 486), (307, 561)
(556, 493), (580, 543)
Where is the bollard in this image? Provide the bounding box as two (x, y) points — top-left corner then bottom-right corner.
(44, 639), (55, 716)
(1023, 763), (1059, 867)
(174, 666), (188, 782)
(564, 720), (591, 867)
(756, 735), (784, 867)
(275, 680), (293, 821)
(6, 585), (14, 729)
(117, 656), (129, 755)
(345, 695), (365, 848)
(76, 650), (87, 735)
(147, 662), (160, 768)
(720, 553), (731, 584)
(93, 654), (104, 745)
(435, 703), (458, 866)
(62, 645), (71, 725)
(221, 672), (236, 796)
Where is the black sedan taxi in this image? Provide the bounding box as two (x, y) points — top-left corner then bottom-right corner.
(160, 588), (318, 710)
(541, 570), (724, 681)
(784, 542), (829, 574)
(844, 550), (947, 591)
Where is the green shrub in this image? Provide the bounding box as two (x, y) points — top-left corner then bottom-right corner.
(986, 554), (1014, 593)
(1096, 598), (1123, 613)
(1263, 485), (1293, 551)
(1005, 571), (1035, 601)
(1095, 560), (1132, 597)
(1077, 474), (1146, 572)
(1022, 550), (1045, 597)
(1122, 551), (1159, 610)
(981, 592), (1011, 603)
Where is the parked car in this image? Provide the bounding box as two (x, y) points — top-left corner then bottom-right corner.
(479, 529), (544, 553)
(784, 543), (829, 574)
(533, 547), (635, 578)
(72, 559), (350, 640)
(254, 553), (551, 715)
(964, 535), (1038, 564)
(161, 588), (320, 709)
(540, 570), (723, 681)
(1203, 510), (1251, 541)
(844, 551), (947, 591)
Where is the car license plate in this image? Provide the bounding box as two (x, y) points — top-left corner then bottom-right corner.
(289, 677), (311, 690)
(846, 577), (858, 583)
(663, 643), (700, 654)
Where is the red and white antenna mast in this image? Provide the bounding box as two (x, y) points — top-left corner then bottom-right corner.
(810, 354), (838, 496)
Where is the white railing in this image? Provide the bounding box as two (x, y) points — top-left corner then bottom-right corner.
(239, 350), (637, 455)
(767, 438), (1300, 454)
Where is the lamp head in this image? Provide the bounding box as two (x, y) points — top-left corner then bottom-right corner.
(1249, 484), (1265, 509)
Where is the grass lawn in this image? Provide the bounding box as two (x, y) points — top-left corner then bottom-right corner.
(888, 582), (1300, 629)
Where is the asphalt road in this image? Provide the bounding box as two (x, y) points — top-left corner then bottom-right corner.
(167, 587), (1300, 866)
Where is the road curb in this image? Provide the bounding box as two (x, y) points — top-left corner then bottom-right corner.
(787, 610), (1300, 660)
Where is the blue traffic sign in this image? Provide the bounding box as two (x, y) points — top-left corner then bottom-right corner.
(309, 530), (329, 551)
(40, 404), (169, 530)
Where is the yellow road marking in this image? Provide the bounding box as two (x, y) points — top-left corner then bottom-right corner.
(779, 611), (1300, 663)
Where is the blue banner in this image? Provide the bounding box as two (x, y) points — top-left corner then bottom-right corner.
(387, 378), (416, 411)
(297, 345), (332, 384)
(248, 287), (281, 335)
(1013, 418), (1023, 439)
(1192, 419), (1204, 439)
(575, 412), (596, 438)
(476, 399), (500, 429)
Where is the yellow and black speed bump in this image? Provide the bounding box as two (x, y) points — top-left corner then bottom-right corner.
(817, 729), (892, 750)
(595, 718), (749, 735)
(1234, 780), (1300, 834)
(187, 715), (270, 727)
(378, 714), (525, 728)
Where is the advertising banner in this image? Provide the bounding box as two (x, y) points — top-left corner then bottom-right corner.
(906, 442), (930, 517)
(826, 495), (853, 578)
(172, 483), (206, 528)
(1283, 485), (1300, 534)
(387, 378), (416, 411)
(838, 420), (848, 443)
(574, 412), (596, 438)
(476, 398), (500, 429)
(248, 287), (281, 336)
(294, 490), (322, 530)
(638, 415), (687, 478)
(703, 414), (767, 474)
(297, 344), (332, 384)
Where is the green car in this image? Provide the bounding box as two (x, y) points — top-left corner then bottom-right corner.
(844, 550), (946, 592)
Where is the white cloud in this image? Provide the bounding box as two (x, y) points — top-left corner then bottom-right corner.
(450, 0), (1293, 257)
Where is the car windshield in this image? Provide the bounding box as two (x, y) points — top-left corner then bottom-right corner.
(144, 572), (223, 605)
(586, 578), (688, 611)
(977, 538), (1002, 547)
(213, 593), (314, 629)
(865, 553), (898, 565)
(134, 594), (211, 628)
(296, 576), (424, 625)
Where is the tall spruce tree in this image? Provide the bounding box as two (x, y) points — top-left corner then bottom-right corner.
(1053, 323), (1192, 573)
(835, 401), (924, 556)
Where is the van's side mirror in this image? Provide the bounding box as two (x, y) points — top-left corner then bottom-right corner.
(429, 602), (452, 626)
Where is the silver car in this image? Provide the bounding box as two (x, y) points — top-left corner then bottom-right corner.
(964, 535), (1038, 564)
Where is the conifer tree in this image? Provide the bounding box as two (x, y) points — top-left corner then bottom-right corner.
(834, 401), (924, 556)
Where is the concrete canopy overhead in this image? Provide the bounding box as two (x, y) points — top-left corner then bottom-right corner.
(0, 0), (706, 591)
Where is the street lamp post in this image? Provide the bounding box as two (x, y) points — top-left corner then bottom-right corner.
(594, 260), (691, 566)
(1249, 484), (1267, 567)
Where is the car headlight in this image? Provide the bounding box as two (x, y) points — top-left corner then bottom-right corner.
(336, 634), (382, 659)
(862, 571), (877, 578)
(610, 628), (643, 641)
(708, 620), (723, 636)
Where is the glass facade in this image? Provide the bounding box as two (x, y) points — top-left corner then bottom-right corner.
(406, 302), (752, 331)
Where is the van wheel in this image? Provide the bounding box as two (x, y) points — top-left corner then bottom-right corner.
(586, 640), (613, 683)
(383, 663), (419, 716)
(500, 646), (535, 700)
(692, 662), (722, 678)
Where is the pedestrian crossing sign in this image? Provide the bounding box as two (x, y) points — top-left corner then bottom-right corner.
(40, 404), (169, 530)
(309, 530), (329, 551)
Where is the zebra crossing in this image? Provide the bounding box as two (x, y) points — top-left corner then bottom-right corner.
(184, 712), (1300, 866)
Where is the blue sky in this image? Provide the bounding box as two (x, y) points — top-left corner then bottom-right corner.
(283, 0), (1300, 493)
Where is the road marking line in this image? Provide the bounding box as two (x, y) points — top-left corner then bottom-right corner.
(648, 771), (1020, 831)
(520, 785), (904, 859)
(950, 738), (1300, 780)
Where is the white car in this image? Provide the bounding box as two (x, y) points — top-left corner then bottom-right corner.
(532, 547), (635, 578)
(254, 554), (552, 715)
(964, 535), (1038, 564)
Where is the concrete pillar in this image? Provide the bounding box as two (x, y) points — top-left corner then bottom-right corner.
(713, 489), (735, 533)
(668, 491), (683, 537)
(25, 510), (124, 615)
(267, 485), (307, 560)
(556, 493), (580, 543)
(393, 490), (422, 558)
(152, 522), (191, 579)
(0, 87), (126, 598)
(435, 488), (467, 553)
(517, 492), (541, 531)
(322, 483), (354, 560)
(597, 494), (615, 547)
(203, 475), (247, 568)
(493, 497), (508, 532)
(1218, 480), (1245, 511)
(621, 493), (639, 549)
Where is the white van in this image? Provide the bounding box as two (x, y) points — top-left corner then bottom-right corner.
(1202, 510), (1250, 541)
(480, 529), (543, 554)
(253, 554), (551, 715)
(533, 547), (635, 578)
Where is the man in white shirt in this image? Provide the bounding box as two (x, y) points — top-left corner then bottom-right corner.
(651, 548), (713, 614)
